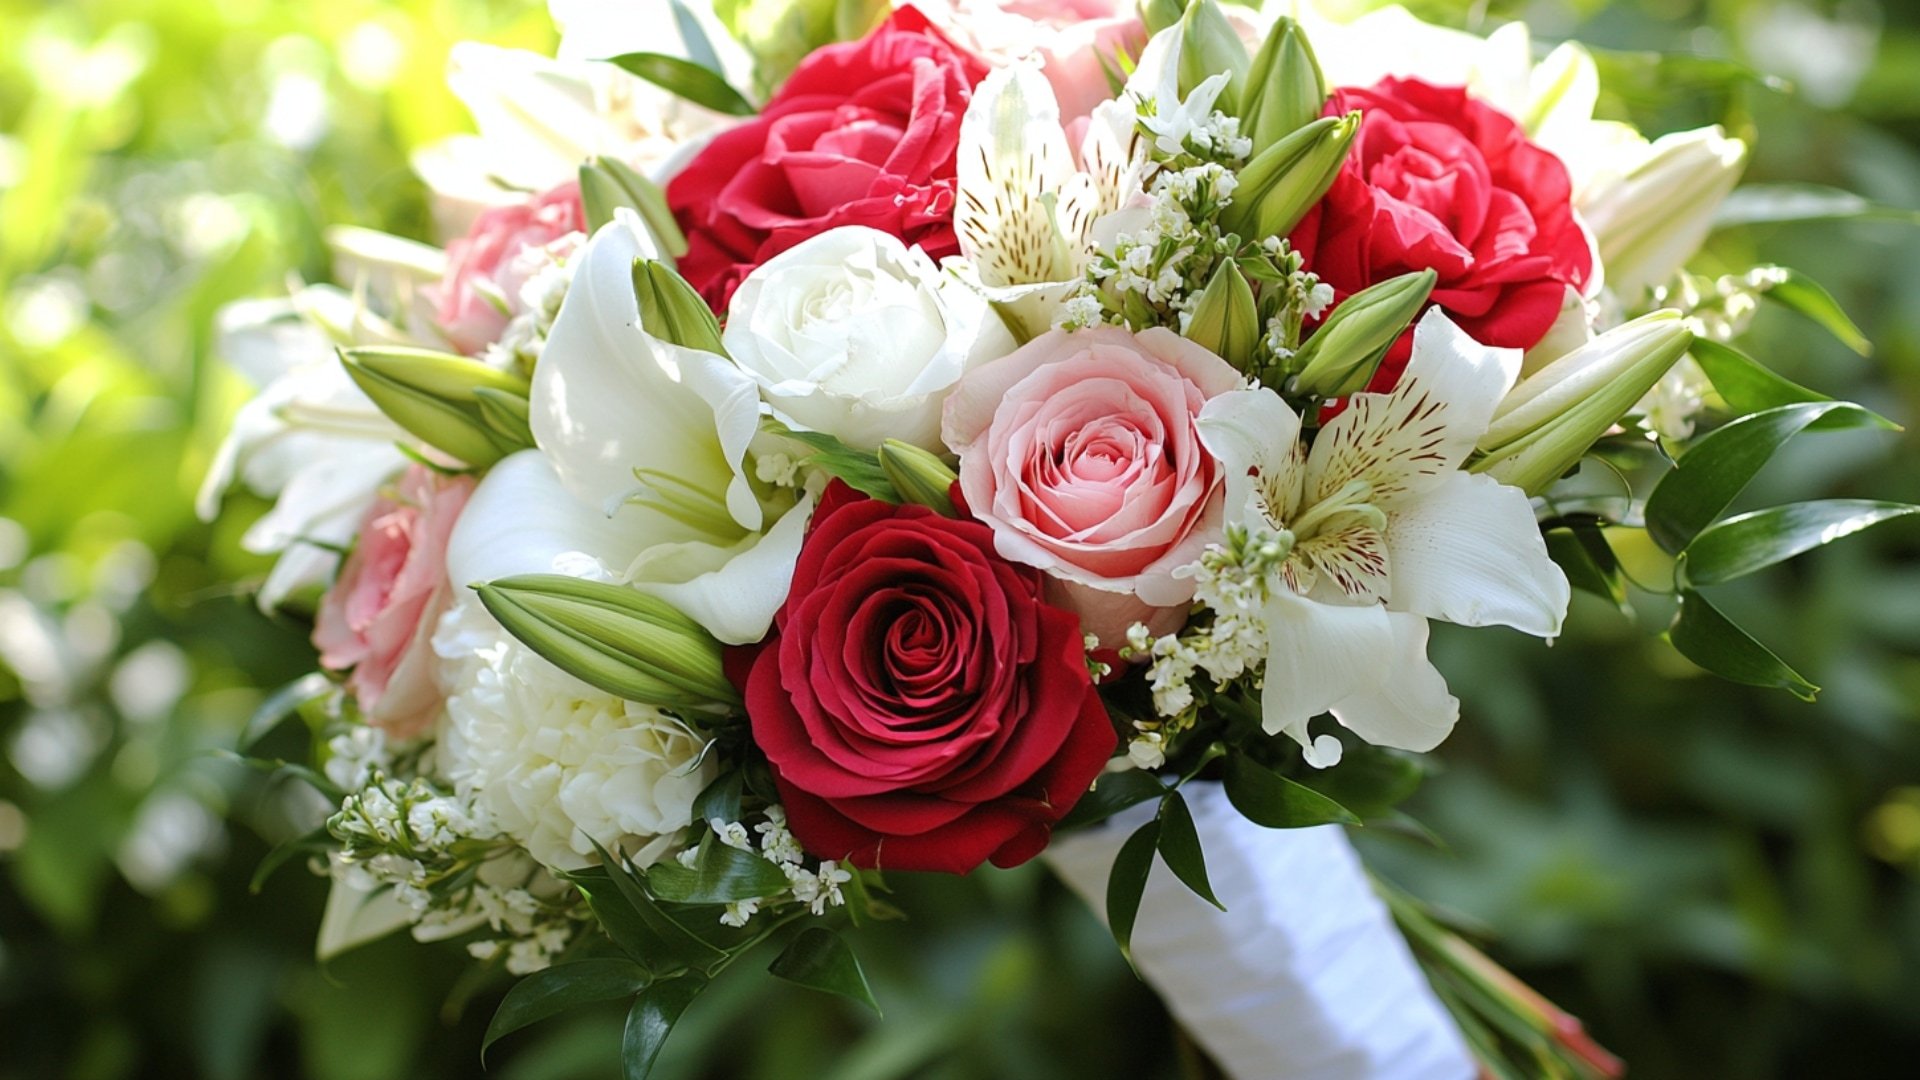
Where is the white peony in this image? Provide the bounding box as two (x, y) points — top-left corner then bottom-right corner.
(724, 227), (1016, 452)
(432, 596), (713, 873)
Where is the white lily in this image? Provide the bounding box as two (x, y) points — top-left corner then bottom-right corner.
(413, 5), (738, 238)
(1196, 309), (1569, 765)
(198, 286), (430, 612)
(952, 61), (1144, 338)
(527, 211), (810, 644)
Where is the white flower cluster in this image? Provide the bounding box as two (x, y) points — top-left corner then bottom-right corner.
(1639, 266), (1793, 439)
(327, 769), (582, 975)
(481, 232), (584, 376)
(324, 723), (391, 792)
(1065, 161), (1243, 333)
(434, 599), (714, 874)
(681, 807), (853, 928)
(1121, 524), (1296, 768)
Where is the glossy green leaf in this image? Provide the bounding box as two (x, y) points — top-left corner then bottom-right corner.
(248, 825), (331, 895)
(1154, 791), (1223, 911)
(1058, 768), (1166, 831)
(575, 876), (672, 962)
(483, 958), (650, 1058)
(622, 976), (707, 1080)
(1681, 500), (1920, 587)
(690, 770), (744, 827)
(1106, 819), (1160, 969)
(1644, 402), (1895, 554)
(1294, 745), (1426, 820)
(644, 840), (790, 904)
(238, 672), (331, 753)
(1765, 269), (1872, 356)
(1222, 754), (1361, 828)
(606, 52), (754, 116)
(1713, 183), (1920, 229)
(1689, 338), (1830, 415)
(1546, 526), (1629, 610)
(767, 927), (882, 1016)
(585, 839), (728, 970)
(1667, 590), (1817, 700)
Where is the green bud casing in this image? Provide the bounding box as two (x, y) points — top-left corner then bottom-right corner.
(340, 347), (532, 467)
(1186, 260), (1260, 370)
(475, 574), (739, 710)
(579, 155), (689, 258)
(1242, 16), (1326, 152)
(1177, 0), (1251, 114)
(877, 440), (959, 517)
(1291, 269), (1437, 398)
(1474, 311), (1695, 495)
(1142, 0), (1186, 35)
(1220, 112), (1358, 242)
(632, 259), (726, 355)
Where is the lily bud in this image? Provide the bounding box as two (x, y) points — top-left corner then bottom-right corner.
(1142, 0), (1185, 35)
(1291, 269), (1437, 398)
(1220, 112), (1358, 242)
(1185, 259), (1260, 369)
(878, 439), (959, 517)
(1580, 126), (1748, 301)
(473, 386), (535, 450)
(1475, 311), (1694, 494)
(474, 574), (740, 709)
(340, 347), (532, 467)
(579, 156), (687, 258)
(1177, 0), (1251, 114)
(1242, 16), (1325, 153)
(632, 259), (726, 356)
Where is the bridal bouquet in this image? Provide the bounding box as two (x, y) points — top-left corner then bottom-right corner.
(204, 0), (1913, 1075)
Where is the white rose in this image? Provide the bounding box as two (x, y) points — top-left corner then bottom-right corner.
(723, 226), (1017, 452)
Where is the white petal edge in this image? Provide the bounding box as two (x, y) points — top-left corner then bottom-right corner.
(445, 449), (650, 589)
(626, 492), (816, 645)
(1386, 471), (1570, 638)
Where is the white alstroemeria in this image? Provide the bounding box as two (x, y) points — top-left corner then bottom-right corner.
(1196, 310), (1569, 765)
(529, 211), (810, 644)
(952, 61), (1145, 338)
(725, 227), (1016, 451)
(197, 292), (414, 611)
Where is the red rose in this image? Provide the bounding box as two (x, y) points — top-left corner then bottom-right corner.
(1292, 77), (1592, 384)
(666, 8), (988, 310)
(742, 483), (1116, 874)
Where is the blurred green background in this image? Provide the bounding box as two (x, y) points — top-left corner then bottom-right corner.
(1, 0), (1916, 1077)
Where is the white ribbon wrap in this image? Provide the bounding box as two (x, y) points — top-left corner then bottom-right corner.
(1043, 782), (1475, 1080)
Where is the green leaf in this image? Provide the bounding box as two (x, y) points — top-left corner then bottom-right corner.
(482, 958), (650, 1058)
(767, 927), (882, 1016)
(644, 841), (790, 904)
(1057, 769), (1166, 831)
(575, 876), (672, 962)
(667, 0), (724, 74)
(607, 52), (754, 116)
(1293, 745), (1425, 820)
(1154, 792), (1223, 911)
(1667, 590), (1817, 701)
(1713, 183), (1920, 229)
(1764, 268), (1872, 356)
(622, 976), (707, 1080)
(1106, 819), (1160, 969)
(1644, 402), (1896, 554)
(249, 825), (332, 895)
(585, 839), (729, 970)
(1689, 338), (1830, 415)
(1222, 754), (1361, 828)
(238, 672), (332, 753)
(1680, 500), (1920, 587)
(762, 419), (898, 500)
(1545, 526), (1628, 610)
(690, 770), (744, 826)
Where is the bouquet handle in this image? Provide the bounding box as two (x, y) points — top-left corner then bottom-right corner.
(1043, 782), (1474, 1080)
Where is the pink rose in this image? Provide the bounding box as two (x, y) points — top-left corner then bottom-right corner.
(432, 180), (585, 355)
(941, 327), (1240, 645)
(313, 465), (475, 738)
(910, 0), (1144, 120)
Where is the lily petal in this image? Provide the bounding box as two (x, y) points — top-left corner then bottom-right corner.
(626, 491), (816, 645)
(1386, 471), (1569, 638)
(1304, 309), (1520, 507)
(445, 450), (648, 588)
(532, 212), (761, 541)
(1258, 588), (1460, 761)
